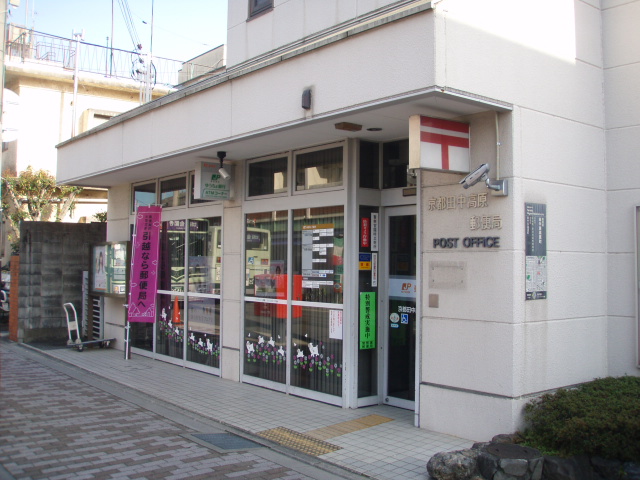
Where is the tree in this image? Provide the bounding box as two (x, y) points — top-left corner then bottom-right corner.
(2, 167), (83, 252)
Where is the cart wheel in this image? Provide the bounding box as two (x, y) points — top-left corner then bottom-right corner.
(99, 342), (105, 349)
(78, 345), (84, 352)
(105, 341), (111, 348)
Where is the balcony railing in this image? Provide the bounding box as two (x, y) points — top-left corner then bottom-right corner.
(5, 26), (191, 88)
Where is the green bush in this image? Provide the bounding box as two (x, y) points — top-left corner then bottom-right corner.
(522, 376), (640, 462)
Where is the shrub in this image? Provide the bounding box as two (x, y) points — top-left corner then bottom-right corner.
(522, 376), (640, 462)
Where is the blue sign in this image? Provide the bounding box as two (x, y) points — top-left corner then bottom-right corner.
(359, 253), (372, 262)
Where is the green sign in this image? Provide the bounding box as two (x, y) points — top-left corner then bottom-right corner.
(359, 292), (376, 350)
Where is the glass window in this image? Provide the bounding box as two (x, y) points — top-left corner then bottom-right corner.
(295, 146), (343, 191)
(382, 139), (416, 189)
(186, 297), (220, 368)
(132, 182), (156, 212)
(248, 157), (288, 197)
(156, 293), (184, 360)
(249, 0), (272, 17)
(291, 306), (343, 395)
(244, 210), (288, 383)
(160, 176), (187, 208)
(359, 141), (379, 189)
(188, 217), (222, 295)
(159, 220), (186, 292)
(291, 206), (344, 397)
(244, 211), (288, 297)
(293, 206), (344, 304)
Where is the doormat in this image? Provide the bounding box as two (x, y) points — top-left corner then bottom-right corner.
(257, 427), (341, 457)
(192, 433), (263, 451)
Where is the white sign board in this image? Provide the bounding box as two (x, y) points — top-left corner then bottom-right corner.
(195, 161), (231, 200)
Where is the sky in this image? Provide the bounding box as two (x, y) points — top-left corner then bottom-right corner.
(7, 0), (228, 61)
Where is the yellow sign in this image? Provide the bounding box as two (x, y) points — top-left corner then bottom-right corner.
(359, 261), (371, 270)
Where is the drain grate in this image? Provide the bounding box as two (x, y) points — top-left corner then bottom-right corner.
(192, 433), (263, 450)
(257, 427), (341, 457)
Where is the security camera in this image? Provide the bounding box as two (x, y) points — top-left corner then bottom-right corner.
(459, 163), (490, 189)
(219, 167), (231, 180)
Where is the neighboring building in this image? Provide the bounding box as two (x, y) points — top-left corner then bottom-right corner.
(56, 0), (640, 442)
(1, 26), (180, 262)
(177, 45), (226, 86)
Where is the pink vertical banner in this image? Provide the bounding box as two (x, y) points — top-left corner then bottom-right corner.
(128, 205), (162, 323)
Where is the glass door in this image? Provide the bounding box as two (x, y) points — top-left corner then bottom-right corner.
(384, 206), (417, 409)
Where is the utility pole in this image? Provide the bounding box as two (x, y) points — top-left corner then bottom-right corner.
(71, 30), (84, 137)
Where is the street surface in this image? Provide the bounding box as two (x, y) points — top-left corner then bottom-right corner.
(0, 340), (360, 480)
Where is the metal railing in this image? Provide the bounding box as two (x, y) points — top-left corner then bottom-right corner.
(5, 26), (192, 88)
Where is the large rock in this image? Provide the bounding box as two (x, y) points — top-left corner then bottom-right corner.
(543, 455), (600, 480)
(427, 449), (483, 480)
(478, 443), (543, 480)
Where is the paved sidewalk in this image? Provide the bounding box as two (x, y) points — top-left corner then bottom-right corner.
(0, 339), (473, 479)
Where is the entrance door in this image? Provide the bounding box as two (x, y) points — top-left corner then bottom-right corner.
(384, 206), (417, 409)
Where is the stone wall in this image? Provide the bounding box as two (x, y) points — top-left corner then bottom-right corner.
(18, 222), (106, 343)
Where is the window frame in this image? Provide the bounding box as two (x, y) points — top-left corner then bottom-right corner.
(245, 153), (291, 200)
(131, 180), (158, 213)
(248, 0), (273, 18)
(293, 142), (345, 196)
(159, 174), (188, 209)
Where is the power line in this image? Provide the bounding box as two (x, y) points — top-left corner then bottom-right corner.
(117, 0), (141, 50)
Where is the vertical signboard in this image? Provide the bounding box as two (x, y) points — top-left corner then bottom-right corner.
(359, 292), (376, 349)
(361, 217), (370, 248)
(525, 203), (547, 300)
(371, 212), (379, 252)
(128, 206), (162, 322)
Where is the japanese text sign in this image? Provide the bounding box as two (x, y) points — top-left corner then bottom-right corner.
(128, 206), (162, 323)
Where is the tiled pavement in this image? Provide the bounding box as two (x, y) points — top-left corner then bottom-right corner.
(0, 339), (473, 479)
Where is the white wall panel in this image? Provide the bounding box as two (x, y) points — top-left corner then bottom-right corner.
(227, 0), (408, 67)
(423, 317), (517, 396)
(533, 252), (607, 320)
(57, 124), (124, 182)
(607, 316), (639, 376)
(605, 64), (640, 129)
(520, 316), (608, 393)
(521, 180), (606, 254)
(422, 250), (518, 324)
(602, 0), (640, 68)
(607, 253), (636, 318)
(149, 87), (233, 157)
(607, 190), (640, 253)
(420, 384), (526, 441)
(575, 0), (603, 68)
(441, 0), (603, 127)
(607, 127), (640, 191)
(221, 299), (241, 350)
(520, 109), (605, 190)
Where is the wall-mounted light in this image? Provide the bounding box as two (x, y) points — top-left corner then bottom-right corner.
(302, 88), (312, 110)
(217, 151), (231, 180)
(335, 122), (362, 132)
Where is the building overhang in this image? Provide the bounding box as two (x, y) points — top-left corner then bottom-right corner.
(58, 86), (511, 188)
